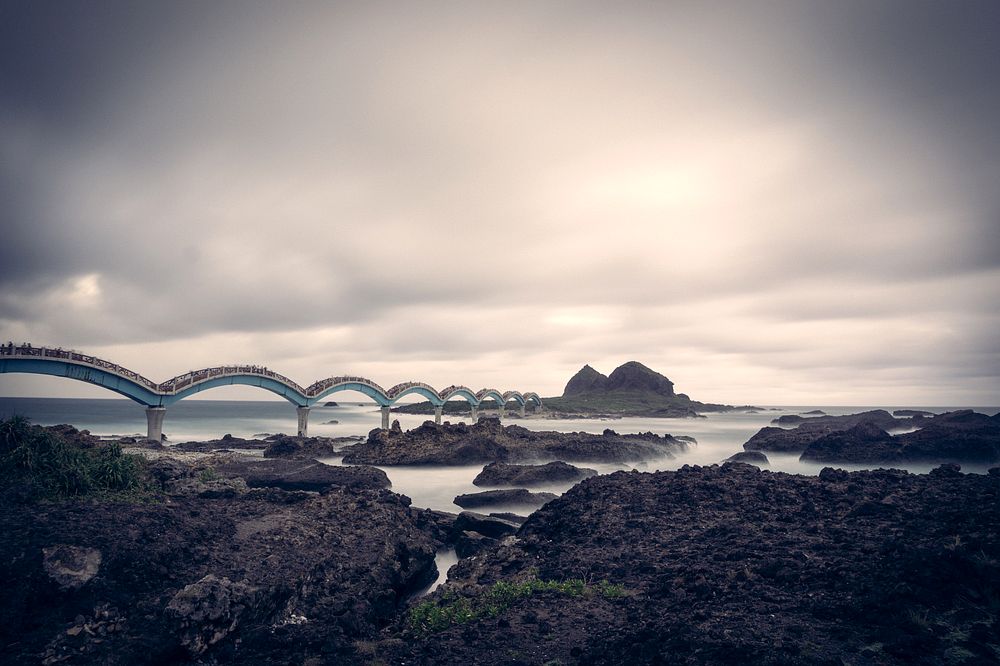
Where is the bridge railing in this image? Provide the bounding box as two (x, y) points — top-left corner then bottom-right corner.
(158, 366), (307, 395)
(0, 344), (160, 391)
(1, 343), (541, 408)
(305, 375), (386, 397)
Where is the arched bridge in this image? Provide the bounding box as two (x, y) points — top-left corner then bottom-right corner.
(0, 344), (542, 440)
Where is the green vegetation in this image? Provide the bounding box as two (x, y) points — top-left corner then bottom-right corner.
(0, 415), (151, 500)
(407, 577), (628, 636)
(197, 467), (219, 482)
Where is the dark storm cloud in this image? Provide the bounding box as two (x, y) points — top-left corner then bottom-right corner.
(0, 1), (997, 403)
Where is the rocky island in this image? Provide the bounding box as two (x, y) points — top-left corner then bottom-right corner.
(394, 361), (756, 419)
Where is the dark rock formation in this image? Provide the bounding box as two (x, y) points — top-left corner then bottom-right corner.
(802, 409), (827, 415)
(605, 361), (675, 395)
(262, 435), (356, 458)
(562, 364), (609, 396)
(796, 410), (1000, 465)
(0, 461), (439, 665)
(379, 464), (1000, 665)
(893, 409), (936, 417)
(724, 451), (769, 465)
(341, 418), (690, 465)
(453, 488), (558, 509)
(215, 458), (391, 493)
(472, 461), (598, 487)
(453, 511), (520, 539)
(799, 422), (898, 463)
(747, 410), (914, 454)
(42, 545), (102, 591)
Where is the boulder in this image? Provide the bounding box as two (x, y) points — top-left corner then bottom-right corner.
(216, 459), (390, 492)
(454, 488), (558, 509)
(42, 545), (101, 591)
(262, 435), (341, 459)
(165, 574), (261, 656)
(453, 511), (520, 539)
(472, 461), (597, 487)
(724, 451), (769, 466)
(454, 531), (498, 558)
(799, 423), (899, 463)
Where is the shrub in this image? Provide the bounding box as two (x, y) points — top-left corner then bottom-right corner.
(0, 416), (151, 500)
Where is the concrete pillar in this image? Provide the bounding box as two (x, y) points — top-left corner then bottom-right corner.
(434, 406), (443, 425)
(145, 407), (166, 442)
(497, 403), (504, 419)
(519, 404), (526, 418)
(296, 406), (310, 437)
(470, 405), (478, 423)
(381, 405), (391, 430)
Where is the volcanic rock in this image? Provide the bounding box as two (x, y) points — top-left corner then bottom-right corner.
(379, 464), (1000, 665)
(605, 361), (675, 395)
(472, 461), (598, 487)
(453, 511), (520, 539)
(724, 451), (769, 466)
(342, 419), (689, 465)
(215, 458), (391, 492)
(453, 489), (558, 509)
(42, 545), (102, 591)
(165, 574), (262, 656)
(563, 364), (609, 397)
(799, 422), (899, 463)
(746, 410), (911, 454)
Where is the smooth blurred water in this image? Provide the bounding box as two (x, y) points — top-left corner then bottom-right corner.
(2, 397), (995, 513)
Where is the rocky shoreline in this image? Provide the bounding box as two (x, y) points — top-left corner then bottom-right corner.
(2, 418), (998, 664)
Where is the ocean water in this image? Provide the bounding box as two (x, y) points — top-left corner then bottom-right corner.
(1, 397), (996, 514)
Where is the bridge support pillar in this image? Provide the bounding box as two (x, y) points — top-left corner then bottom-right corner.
(296, 406), (310, 437)
(519, 405), (526, 418)
(145, 407), (166, 442)
(381, 406), (391, 430)
(470, 406), (478, 423)
(497, 404), (504, 419)
(433, 406), (443, 425)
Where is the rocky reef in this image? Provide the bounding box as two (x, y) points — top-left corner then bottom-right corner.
(377, 463), (1000, 665)
(341, 418), (691, 465)
(745, 409), (1000, 465)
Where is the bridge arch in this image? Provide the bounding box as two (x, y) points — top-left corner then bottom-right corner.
(161, 372), (309, 407)
(502, 391), (526, 407)
(386, 382), (444, 407)
(306, 377), (390, 407)
(0, 356), (163, 406)
(439, 385), (479, 406)
(475, 388), (505, 406)
(523, 392), (543, 407)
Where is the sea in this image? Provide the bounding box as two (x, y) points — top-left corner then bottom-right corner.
(2, 397), (997, 516)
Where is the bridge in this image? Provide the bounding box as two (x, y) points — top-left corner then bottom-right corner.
(0, 344), (542, 441)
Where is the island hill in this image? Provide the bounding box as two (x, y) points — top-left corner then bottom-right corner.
(394, 361), (746, 418)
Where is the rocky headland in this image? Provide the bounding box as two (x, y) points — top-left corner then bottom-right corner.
(744, 409), (1000, 465)
(340, 417), (692, 465)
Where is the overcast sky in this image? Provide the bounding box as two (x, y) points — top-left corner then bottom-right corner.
(1, 1), (998, 406)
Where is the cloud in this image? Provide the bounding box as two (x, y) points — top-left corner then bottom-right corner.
(0, 1), (997, 404)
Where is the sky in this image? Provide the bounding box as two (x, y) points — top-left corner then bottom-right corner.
(1, 0), (998, 406)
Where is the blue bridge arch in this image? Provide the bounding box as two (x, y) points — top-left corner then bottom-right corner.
(0, 344), (542, 440)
